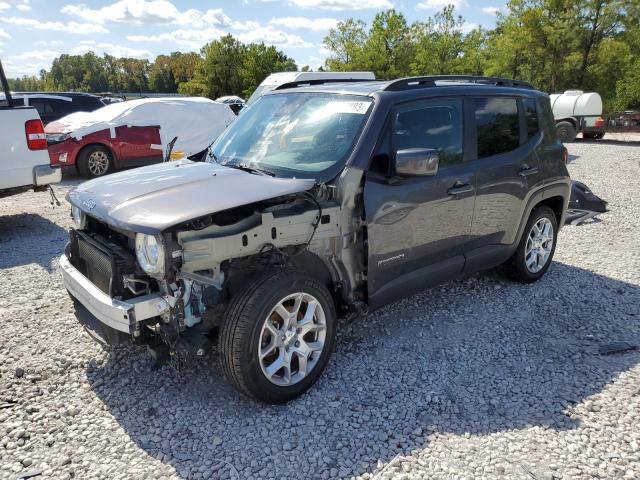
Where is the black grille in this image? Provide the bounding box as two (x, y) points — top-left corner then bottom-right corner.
(68, 230), (137, 298)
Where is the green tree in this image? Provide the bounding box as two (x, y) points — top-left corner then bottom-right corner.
(323, 19), (367, 71)
(180, 35), (245, 98)
(412, 6), (466, 75)
(361, 10), (414, 79)
(148, 54), (176, 93)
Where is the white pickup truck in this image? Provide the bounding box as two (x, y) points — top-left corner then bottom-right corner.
(0, 60), (61, 198)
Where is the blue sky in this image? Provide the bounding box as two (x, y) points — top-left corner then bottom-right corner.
(0, 0), (503, 78)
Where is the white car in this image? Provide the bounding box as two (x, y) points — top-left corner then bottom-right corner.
(245, 71), (375, 106)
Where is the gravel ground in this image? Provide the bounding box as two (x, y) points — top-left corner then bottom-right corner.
(1, 138), (639, 480)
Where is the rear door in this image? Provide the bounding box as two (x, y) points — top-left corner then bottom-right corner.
(465, 96), (544, 270)
(364, 97), (475, 306)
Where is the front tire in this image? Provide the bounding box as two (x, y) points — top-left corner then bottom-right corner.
(220, 269), (336, 404)
(77, 145), (113, 178)
(504, 206), (558, 283)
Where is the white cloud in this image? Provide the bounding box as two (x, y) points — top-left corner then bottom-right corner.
(97, 42), (152, 58)
(35, 40), (63, 46)
(72, 41), (152, 58)
(128, 21), (313, 49)
(127, 28), (224, 49)
(0, 0), (30, 11)
(268, 0), (393, 10)
(461, 22), (478, 33)
(0, 28), (10, 39)
(269, 16), (338, 31)
(3, 49), (60, 76)
(482, 6), (501, 15)
(0, 16), (108, 34)
(306, 55), (325, 69)
(61, 0), (231, 28)
(72, 44), (95, 55)
(237, 26), (313, 48)
(417, 0), (467, 10)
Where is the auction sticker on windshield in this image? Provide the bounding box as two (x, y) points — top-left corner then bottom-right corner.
(326, 101), (371, 114)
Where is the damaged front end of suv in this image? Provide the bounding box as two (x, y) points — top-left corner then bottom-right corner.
(60, 91), (372, 403)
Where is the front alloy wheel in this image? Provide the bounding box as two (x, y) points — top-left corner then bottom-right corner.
(259, 293), (327, 386)
(220, 270), (336, 403)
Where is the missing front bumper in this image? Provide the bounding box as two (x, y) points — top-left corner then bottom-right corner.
(60, 254), (170, 335)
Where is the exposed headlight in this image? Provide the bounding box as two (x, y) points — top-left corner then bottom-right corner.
(46, 133), (69, 144)
(71, 205), (86, 229)
(135, 233), (165, 276)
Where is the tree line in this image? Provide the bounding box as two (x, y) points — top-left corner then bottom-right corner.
(8, 35), (297, 100)
(7, 0), (640, 111)
(324, 0), (639, 111)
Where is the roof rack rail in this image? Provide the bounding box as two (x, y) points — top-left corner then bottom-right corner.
(383, 75), (534, 91)
(274, 78), (375, 91)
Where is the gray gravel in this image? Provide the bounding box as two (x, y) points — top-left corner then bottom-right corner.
(1, 139), (639, 480)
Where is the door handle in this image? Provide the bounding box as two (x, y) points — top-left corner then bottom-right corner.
(447, 180), (473, 196)
(518, 164), (539, 177)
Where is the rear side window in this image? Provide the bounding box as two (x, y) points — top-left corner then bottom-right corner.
(73, 96), (104, 111)
(30, 98), (72, 115)
(473, 97), (519, 158)
(523, 97), (539, 139)
(29, 98), (54, 114)
(393, 98), (463, 167)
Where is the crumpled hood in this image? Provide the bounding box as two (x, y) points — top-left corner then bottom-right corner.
(67, 160), (315, 234)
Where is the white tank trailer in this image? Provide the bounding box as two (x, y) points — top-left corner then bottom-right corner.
(549, 90), (605, 142)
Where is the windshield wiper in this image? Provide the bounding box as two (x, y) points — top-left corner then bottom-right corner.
(227, 163), (275, 177)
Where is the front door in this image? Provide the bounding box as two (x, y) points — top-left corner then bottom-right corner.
(364, 98), (475, 307)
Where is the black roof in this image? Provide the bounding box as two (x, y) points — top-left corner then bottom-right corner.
(266, 76), (544, 98)
(12, 91), (102, 98)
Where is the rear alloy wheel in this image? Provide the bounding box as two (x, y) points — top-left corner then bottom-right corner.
(556, 121), (577, 143)
(220, 270), (336, 404)
(78, 145), (113, 178)
(503, 206), (558, 283)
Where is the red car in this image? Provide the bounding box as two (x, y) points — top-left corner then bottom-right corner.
(45, 97), (236, 178)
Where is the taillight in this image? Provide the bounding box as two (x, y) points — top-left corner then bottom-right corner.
(25, 119), (47, 150)
(595, 116), (604, 128)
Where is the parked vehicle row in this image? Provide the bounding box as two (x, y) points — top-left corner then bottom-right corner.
(61, 75), (572, 403)
(0, 91), (105, 125)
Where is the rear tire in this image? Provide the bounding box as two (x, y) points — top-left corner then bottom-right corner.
(77, 145), (113, 178)
(220, 269), (336, 404)
(503, 206), (558, 283)
(556, 121), (577, 143)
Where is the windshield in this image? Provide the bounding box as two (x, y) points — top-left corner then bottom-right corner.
(210, 93), (373, 179)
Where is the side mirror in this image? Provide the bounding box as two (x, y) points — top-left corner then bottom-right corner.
(394, 148), (439, 177)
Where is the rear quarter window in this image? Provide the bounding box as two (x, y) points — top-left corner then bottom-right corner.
(473, 97), (520, 158)
(523, 97), (539, 139)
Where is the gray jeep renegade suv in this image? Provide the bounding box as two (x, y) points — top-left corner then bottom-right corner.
(61, 76), (571, 403)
